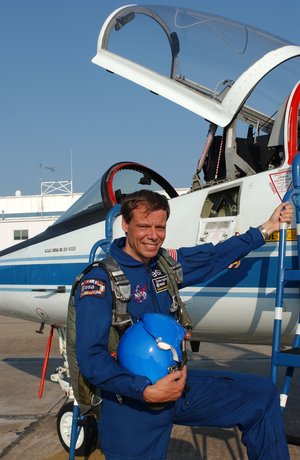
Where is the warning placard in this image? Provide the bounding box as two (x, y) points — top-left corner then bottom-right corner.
(269, 168), (293, 200)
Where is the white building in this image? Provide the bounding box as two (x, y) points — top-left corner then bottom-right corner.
(0, 181), (82, 251)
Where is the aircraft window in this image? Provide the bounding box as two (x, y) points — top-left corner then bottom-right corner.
(101, 162), (178, 208)
(102, 5), (290, 103)
(108, 12), (173, 78)
(232, 59), (300, 171)
(243, 58), (300, 129)
(54, 162), (178, 226)
(54, 178), (105, 225)
(201, 187), (240, 218)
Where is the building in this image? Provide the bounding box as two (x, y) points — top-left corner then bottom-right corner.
(0, 181), (82, 251)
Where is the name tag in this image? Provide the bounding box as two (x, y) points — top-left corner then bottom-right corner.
(152, 269), (168, 293)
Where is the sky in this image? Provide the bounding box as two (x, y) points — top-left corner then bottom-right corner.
(1, 0), (300, 197)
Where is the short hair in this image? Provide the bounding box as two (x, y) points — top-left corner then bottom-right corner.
(121, 190), (170, 223)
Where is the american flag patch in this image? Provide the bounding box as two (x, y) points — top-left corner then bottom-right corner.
(79, 279), (106, 299)
(166, 248), (178, 261)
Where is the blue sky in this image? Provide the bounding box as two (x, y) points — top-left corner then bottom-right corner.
(1, 0), (300, 196)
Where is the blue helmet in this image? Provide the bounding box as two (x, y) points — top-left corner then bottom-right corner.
(117, 313), (186, 384)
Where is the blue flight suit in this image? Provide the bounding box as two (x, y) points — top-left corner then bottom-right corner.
(75, 229), (290, 460)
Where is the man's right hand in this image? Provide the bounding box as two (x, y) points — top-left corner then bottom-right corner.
(143, 366), (187, 403)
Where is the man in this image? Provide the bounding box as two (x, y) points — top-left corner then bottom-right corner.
(75, 190), (293, 460)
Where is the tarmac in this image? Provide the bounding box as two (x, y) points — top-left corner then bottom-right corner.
(1, 315), (300, 459)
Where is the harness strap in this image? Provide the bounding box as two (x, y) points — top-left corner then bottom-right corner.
(157, 249), (193, 332)
(71, 257), (132, 331)
(158, 248), (183, 284)
(102, 258), (132, 329)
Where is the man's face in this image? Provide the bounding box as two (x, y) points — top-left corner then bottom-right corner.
(122, 204), (167, 264)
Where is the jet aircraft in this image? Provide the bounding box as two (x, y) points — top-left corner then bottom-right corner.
(0, 4), (299, 454)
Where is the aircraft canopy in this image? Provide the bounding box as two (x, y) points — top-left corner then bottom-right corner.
(92, 4), (300, 127)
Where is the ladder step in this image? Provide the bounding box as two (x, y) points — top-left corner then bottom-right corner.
(281, 347), (300, 355)
(284, 269), (300, 281)
(273, 348), (300, 367)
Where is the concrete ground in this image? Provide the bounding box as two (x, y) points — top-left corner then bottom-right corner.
(1, 315), (300, 459)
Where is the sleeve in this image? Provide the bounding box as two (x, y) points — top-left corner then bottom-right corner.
(75, 267), (150, 401)
(177, 227), (265, 288)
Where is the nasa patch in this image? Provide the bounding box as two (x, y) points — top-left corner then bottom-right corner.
(133, 284), (147, 303)
(79, 279), (106, 299)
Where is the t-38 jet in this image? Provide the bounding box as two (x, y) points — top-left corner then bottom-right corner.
(0, 5), (299, 454)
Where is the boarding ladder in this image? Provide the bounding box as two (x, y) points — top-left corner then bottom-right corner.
(271, 152), (300, 412)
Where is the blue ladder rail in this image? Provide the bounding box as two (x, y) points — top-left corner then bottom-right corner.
(271, 152), (300, 411)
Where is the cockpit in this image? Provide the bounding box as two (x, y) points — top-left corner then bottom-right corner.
(55, 161), (178, 228)
(0, 161), (179, 256)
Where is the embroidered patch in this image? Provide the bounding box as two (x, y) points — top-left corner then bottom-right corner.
(79, 279), (106, 299)
(133, 284), (147, 303)
(152, 268), (168, 293)
(166, 248), (177, 261)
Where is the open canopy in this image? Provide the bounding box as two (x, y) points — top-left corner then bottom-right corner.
(92, 4), (300, 127)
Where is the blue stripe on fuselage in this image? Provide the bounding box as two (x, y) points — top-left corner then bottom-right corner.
(0, 252), (296, 289)
(0, 262), (87, 285)
(197, 251), (297, 289)
(180, 291), (298, 299)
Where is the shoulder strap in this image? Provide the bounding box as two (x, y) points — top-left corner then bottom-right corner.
(157, 248), (193, 331)
(72, 257), (132, 331)
(158, 248), (183, 284)
(99, 256), (132, 330)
